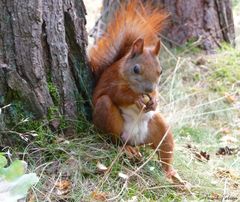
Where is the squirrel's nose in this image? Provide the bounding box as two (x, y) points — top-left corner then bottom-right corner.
(144, 85), (154, 93)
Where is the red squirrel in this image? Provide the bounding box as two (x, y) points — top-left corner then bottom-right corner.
(89, 0), (182, 183)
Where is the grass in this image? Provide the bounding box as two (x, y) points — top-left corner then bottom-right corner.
(1, 39), (238, 201)
(208, 44), (240, 93)
(1, 4), (240, 199)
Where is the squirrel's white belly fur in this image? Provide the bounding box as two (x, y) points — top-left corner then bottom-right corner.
(120, 105), (156, 145)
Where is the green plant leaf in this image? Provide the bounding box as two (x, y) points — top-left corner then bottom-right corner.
(0, 159), (39, 202)
(0, 154), (7, 168)
(0, 160), (26, 181)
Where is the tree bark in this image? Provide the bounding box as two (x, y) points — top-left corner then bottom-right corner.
(158, 0), (235, 52)
(0, 0), (92, 132)
(93, 0), (235, 53)
(89, 0), (120, 42)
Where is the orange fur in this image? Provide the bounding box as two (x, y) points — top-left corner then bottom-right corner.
(89, 1), (179, 182)
(89, 0), (168, 80)
(146, 113), (174, 173)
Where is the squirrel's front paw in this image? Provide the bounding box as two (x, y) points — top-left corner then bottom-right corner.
(135, 94), (157, 112)
(135, 94), (158, 112)
(135, 96), (147, 111)
(144, 96), (157, 112)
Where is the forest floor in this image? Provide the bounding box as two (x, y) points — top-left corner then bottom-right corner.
(25, 41), (240, 201)
(2, 2), (240, 202)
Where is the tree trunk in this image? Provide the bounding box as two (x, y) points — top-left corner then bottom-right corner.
(158, 0), (235, 52)
(92, 0), (235, 53)
(89, 0), (120, 42)
(0, 0), (92, 132)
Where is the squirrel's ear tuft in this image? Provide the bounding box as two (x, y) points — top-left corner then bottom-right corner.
(130, 38), (144, 58)
(152, 40), (161, 55)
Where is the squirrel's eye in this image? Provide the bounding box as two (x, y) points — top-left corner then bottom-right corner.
(133, 64), (140, 74)
(157, 69), (162, 76)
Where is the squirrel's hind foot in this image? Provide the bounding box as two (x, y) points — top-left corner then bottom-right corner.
(165, 169), (192, 191)
(122, 145), (142, 161)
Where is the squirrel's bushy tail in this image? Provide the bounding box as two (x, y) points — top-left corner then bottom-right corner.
(88, 0), (168, 80)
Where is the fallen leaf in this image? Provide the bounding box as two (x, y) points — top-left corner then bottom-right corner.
(149, 166), (155, 171)
(127, 196), (138, 202)
(186, 144), (210, 162)
(55, 179), (71, 196)
(225, 93), (237, 104)
(30, 133), (38, 137)
(55, 179), (71, 190)
(118, 172), (129, 180)
(96, 161), (108, 173)
(215, 168), (240, 181)
(216, 146), (240, 155)
(221, 127), (231, 134)
(232, 183), (239, 189)
(92, 191), (108, 201)
(195, 56), (207, 66)
(199, 151), (210, 161)
(209, 192), (221, 200)
(27, 192), (36, 202)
